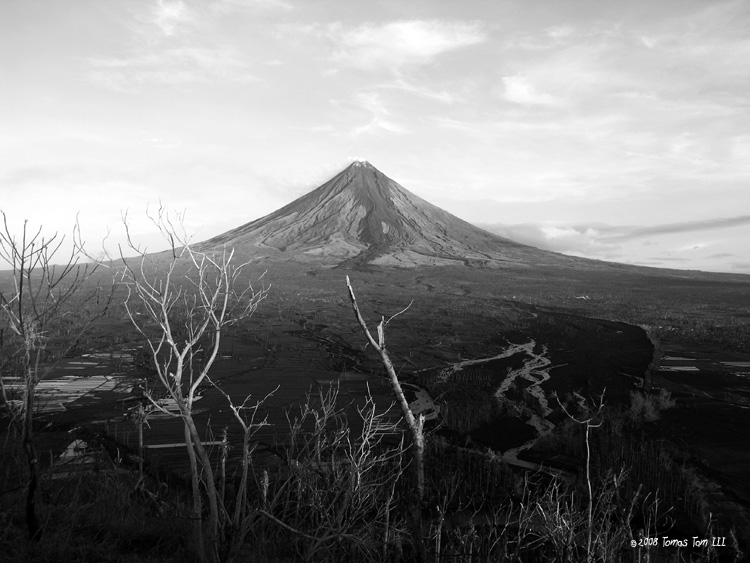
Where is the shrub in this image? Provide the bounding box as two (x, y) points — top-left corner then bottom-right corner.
(658, 388), (677, 410)
(628, 391), (660, 423)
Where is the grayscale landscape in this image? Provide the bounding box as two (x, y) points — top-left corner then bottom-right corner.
(2, 1), (749, 562)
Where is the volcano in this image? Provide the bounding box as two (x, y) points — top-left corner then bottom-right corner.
(200, 161), (581, 268)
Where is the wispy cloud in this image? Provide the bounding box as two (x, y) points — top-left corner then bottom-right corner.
(291, 20), (486, 70)
(507, 24), (582, 51)
(348, 92), (409, 135)
(602, 215), (750, 242)
(148, 0), (194, 38)
(88, 47), (256, 91)
(211, 0), (293, 14)
(479, 215), (750, 264)
(339, 20), (485, 68)
(352, 118), (408, 136)
(547, 26), (575, 40)
(649, 256), (690, 262)
(481, 223), (623, 259)
(144, 0), (292, 38)
(502, 75), (561, 106)
(380, 78), (457, 104)
(85, 0), (265, 91)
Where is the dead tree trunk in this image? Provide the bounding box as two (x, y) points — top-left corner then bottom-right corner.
(23, 365), (40, 540)
(345, 276), (426, 562)
(184, 422), (205, 558)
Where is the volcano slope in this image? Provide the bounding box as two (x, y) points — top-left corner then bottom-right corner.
(198, 160), (598, 269)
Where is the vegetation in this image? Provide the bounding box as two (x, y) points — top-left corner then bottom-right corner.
(1, 215), (748, 562)
(346, 275), (427, 561)
(99, 209), (269, 563)
(3, 388), (744, 562)
(0, 213), (112, 540)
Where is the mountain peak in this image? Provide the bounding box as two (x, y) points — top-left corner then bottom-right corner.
(343, 159), (380, 177)
(200, 162), (554, 268)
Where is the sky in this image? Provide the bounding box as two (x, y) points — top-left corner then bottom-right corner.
(1, 0), (749, 273)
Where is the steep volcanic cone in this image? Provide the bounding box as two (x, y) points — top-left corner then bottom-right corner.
(199, 161), (571, 268)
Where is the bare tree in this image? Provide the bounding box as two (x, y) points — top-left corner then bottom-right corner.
(0, 212), (111, 540)
(210, 383), (276, 562)
(111, 210), (268, 563)
(345, 276), (427, 562)
(260, 384), (406, 562)
(555, 389), (605, 563)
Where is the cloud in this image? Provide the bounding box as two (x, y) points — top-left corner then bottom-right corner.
(349, 92), (409, 135)
(547, 26), (575, 40)
(88, 47), (256, 90)
(506, 23), (612, 52)
(352, 117), (408, 136)
(673, 242), (708, 252)
(212, 0), (293, 13)
(477, 215), (750, 266)
(145, 136), (182, 149)
(149, 0), (194, 37)
(650, 256), (691, 262)
(502, 75), (561, 106)
(86, 0), (269, 90)
(478, 222), (623, 259)
(144, 0), (292, 39)
(602, 215), (750, 242)
(329, 20), (486, 69)
(381, 78), (457, 103)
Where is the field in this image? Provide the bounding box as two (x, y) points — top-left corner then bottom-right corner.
(2, 260), (750, 560)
